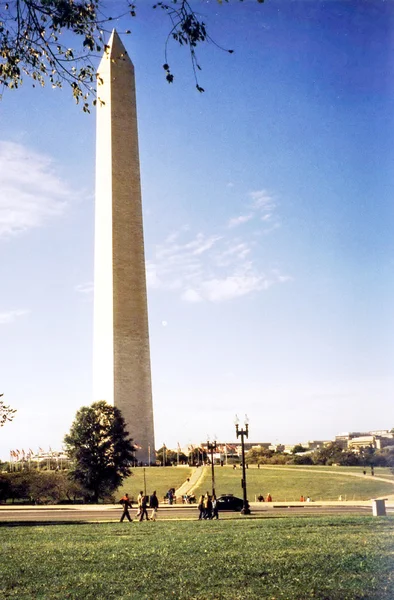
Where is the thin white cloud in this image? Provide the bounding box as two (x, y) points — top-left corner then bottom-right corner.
(146, 206), (291, 303)
(216, 243), (251, 262)
(227, 214), (253, 229)
(227, 189), (279, 231)
(0, 140), (75, 238)
(250, 189), (275, 209)
(199, 274), (269, 303)
(0, 309), (30, 325)
(181, 289), (202, 303)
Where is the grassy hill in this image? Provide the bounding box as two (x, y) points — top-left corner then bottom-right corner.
(116, 466), (193, 501)
(192, 465), (394, 501)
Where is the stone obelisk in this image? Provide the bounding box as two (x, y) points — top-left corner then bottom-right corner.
(93, 30), (155, 464)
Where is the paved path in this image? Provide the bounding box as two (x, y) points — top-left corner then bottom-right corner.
(175, 466), (206, 498)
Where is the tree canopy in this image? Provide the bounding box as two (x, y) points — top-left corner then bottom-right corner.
(0, 394), (16, 428)
(291, 444), (308, 454)
(156, 445), (187, 465)
(0, 0), (265, 110)
(64, 400), (135, 502)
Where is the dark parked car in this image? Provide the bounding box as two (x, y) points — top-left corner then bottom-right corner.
(216, 494), (245, 511)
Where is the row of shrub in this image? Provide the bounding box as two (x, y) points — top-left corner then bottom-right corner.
(0, 471), (111, 504)
(245, 443), (394, 467)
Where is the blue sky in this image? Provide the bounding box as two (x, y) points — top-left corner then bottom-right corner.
(1, 1), (393, 459)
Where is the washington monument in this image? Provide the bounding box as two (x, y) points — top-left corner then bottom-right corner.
(93, 31), (155, 464)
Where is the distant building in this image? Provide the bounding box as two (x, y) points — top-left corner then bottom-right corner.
(369, 430), (393, 438)
(348, 435), (394, 453)
(306, 440), (329, 450)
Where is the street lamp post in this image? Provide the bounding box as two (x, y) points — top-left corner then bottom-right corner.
(207, 439), (217, 497)
(235, 415), (251, 515)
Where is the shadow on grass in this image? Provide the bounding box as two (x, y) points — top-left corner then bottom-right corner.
(0, 520), (114, 528)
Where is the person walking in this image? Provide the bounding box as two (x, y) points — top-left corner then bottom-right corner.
(136, 490), (144, 519)
(139, 494), (150, 521)
(149, 490), (159, 521)
(197, 495), (205, 520)
(212, 494), (219, 519)
(119, 493), (133, 522)
(204, 493), (213, 519)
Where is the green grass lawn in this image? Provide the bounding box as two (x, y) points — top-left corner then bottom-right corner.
(192, 466), (394, 501)
(117, 466), (193, 502)
(249, 464), (394, 479)
(1, 517), (393, 599)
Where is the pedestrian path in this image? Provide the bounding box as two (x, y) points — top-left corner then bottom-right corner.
(175, 466), (206, 498)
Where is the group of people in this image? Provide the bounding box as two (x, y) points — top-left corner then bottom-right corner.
(197, 492), (219, 520)
(257, 493), (272, 502)
(119, 491), (159, 522)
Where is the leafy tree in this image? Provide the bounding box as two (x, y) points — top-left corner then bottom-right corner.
(0, 473), (12, 503)
(187, 446), (207, 465)
(336, 450), (361, 467)
(291, 454), (313, 465)
(245, 447), (274, 465)
(5, 471), (31, 502)
(292, 444), (308, 454)
(0, 0), (265, 110)
(359, 445), (375, 467)
(156, 446), (187, 465)
(0, 394), (16, 427)
(370, 446), (394, 468)
(64, 400), (135, 502)
(0, 471), (86, 504)
(313, 442), (344, 466)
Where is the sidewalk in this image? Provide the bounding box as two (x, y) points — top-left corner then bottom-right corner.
(175, 465), (206, 498)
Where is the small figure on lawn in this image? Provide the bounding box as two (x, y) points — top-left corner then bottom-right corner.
(136, 490), (144, 518)
(204, 493), (213, 519)
(212, 494), (219, 519)
(119, 493), (133, 522)
(198, 495), (205, 520)
(149, 490), (159, 521)
(266, 493), (272, 502)
(139, 495), (150, 521)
